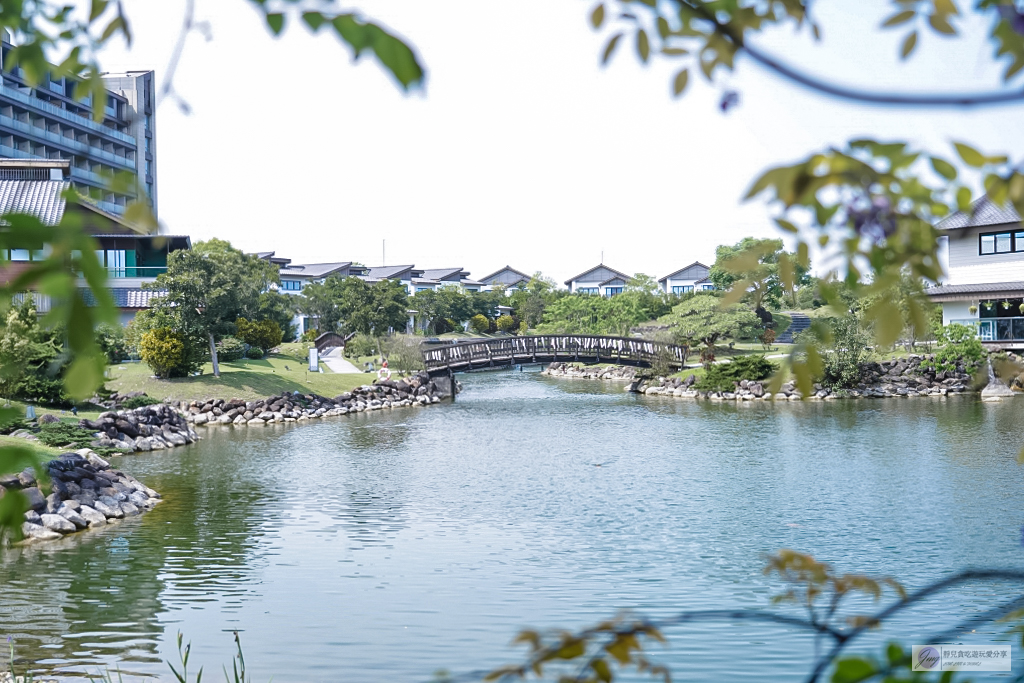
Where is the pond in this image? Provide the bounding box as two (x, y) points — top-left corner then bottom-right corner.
(2, 370), (1023, 681)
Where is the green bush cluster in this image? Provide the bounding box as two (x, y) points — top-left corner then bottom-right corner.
(216, 336), (247, 362)
(140, 328), (190, 378)
(235, 318), (284, 353)
(245, 346), (265, 360)
(345, 333), (377, 359)
(122, 395), (162, 409)
(926, 323), (984, 373)
(496, 315), (516, 333)
(695, 355), (777, 392)
(97, 323), (132, 363)
(469, 314), (490, 334)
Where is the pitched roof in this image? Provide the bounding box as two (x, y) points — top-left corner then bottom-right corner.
(926, 281), (1024, 300)
(598, 276), (627, 287)
(0, 179), (68, 224)
(366, 265), (417, 279)
(564, 264), (631, 286)
(479, 265), (529, 284)
(658, 261), (710, 283)
(279, 262), (353, 278)
(935, 196), (1022, 231)
(80, 287), (166, 309)
(420, 267), (466, 281)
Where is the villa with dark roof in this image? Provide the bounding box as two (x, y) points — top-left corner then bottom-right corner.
(564, 264), (631, 297)
(479, 266), (530, 292)
(658, 262), (714, 295)
(0, 158), (189, 324)
(928, 196), (1024, 343)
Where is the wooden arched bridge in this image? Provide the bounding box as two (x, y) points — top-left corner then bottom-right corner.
(421, 335), (687, 377)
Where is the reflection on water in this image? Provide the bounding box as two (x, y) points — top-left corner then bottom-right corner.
(1, 372), (1023, 681)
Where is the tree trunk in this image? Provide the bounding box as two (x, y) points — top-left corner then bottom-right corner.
(208, 332), (220, 377)
(376, 336), (383, 362)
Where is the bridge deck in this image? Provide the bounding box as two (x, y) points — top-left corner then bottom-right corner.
(422, 335), (686, 377)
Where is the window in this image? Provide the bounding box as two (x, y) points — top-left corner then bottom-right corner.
(576, 287), (599, 295)
(96, 249), (127, 277)
(281, 279), (302, 291)
(701, 284), (715, 291)
(672, 285), (694, 294)
(604, 287), (624, 297)
(981, 231), (1015, 254)
(9, 249), (29, 261)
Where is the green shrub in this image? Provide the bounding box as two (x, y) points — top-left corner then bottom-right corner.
(235, 318), (284, 352)
(695, 355), (777, 392)
(36, 421), (97, 448)
(122, 395), (161, 409)
(496, 315), (516, 333)
(140, 328), (189, 378)
(797, 316), (870, 390)
(217, 336), (247, 362)
(344, 333), (377, 359)
(926, 323), (984, 373)
(97, 323), (131, 363)
(245, 346), (265, 360)
(469, 314), (490, 334)
(300, 329), (319, 342)
(381, 335), (423, 373)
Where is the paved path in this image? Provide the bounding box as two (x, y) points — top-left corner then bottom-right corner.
(321, 347), (363, 374)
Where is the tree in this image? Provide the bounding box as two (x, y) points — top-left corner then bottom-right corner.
(710, 237), (809, 311)
(536, 295), (607, 335)
(659, 293), (761, 367)
(149, 239), (278, 377)
(235, 318), (284, 353)
(344, 279), (410, 354)
(469, 314), (490, 334)
(411, 285), (472, 335)
(299, 276), (347, 335)
(0, 299), (60, 403)
(257, 290), (299, 343)
(509, 274), (558, 329)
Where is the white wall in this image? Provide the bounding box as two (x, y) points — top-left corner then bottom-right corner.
(946, 226), (1024, 285)
(942, 300), (976, 326)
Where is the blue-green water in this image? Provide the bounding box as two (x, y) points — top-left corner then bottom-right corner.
(2, 370), (1023, 681)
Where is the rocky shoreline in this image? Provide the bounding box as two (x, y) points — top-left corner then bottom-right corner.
(544, 355), (985, 400)
(0, 449), (162, 544)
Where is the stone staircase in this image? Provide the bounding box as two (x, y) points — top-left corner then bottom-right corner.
(776, 312), (811, 344)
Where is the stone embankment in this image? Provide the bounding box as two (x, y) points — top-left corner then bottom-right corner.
(80, 403), (200, 452)
(545, 355), (979, 400)
(0, 449), (162, 543)
(542, 363), (638, 381)
(182, 372), (445, 427)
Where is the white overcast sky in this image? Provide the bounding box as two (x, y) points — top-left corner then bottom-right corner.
(97, 1), (1024, 285)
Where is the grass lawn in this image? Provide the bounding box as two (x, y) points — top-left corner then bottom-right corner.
(2, 400), (102, 421)
(105, 354), (375, 402)
(772, 312), (792, 337)
(0, 434), (61, 457)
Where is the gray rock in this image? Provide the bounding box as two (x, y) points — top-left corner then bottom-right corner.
(120, 501), (140, 516)
(77, 505), (107, 527)
(93, 500), (123, 519)
(23, 510), (41, 524)
(58, 499), (81, 512)
(21, 522), (61, 541)
(22, 486), (45, 511)
(128, 491), (149, 507)
(40, 513), (77, 534)
(17, 468), (36, 487)
(58, 507), (88, 530)
(45, 492), (63, 514)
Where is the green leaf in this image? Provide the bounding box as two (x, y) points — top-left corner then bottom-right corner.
(954, 141), (986, 167)
(302, 12), (326, 31)
(882, 10), (915, 27)
(590, 4), (605, 29)
(331, 15), (425, 91)
(957, 185), (972, 211)
(265, 13), (285, 36)
(636, 29), (650, 63)
(774, 218), (799, 234)
(89, 0), (109, 22)
(930, 156), (957, 180)
(900, 31), (918, 58)
(831, 657), (877, 683)
(928, 13), (956, 35)
(672, 68), (689, 96)
(602, 33), (623, 64)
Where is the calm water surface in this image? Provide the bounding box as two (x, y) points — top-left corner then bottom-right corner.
(2, 371), (1023, 681)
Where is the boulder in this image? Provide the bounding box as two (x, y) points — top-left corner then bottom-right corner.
(93, 500), (123, 519)
(58, 507), (88, 530)
(120, 502), (140, 516)
(40, 513), (77, 534)
(77, 505), (107, 527)
(21, 522), (61, 541)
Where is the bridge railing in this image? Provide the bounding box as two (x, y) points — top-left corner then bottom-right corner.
(421, 335), (685, 371)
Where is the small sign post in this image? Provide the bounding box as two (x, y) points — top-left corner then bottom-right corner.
(308, 347), (319, 373)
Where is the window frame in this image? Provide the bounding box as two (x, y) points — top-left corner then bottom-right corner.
(979, 229), (1024, 255)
